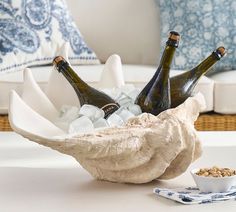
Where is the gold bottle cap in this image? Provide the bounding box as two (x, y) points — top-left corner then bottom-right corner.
(169, 31), (180, 41)
(53, 56), (66, 66)
(216, 46), (226, 57)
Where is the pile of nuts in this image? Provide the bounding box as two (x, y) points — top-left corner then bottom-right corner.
(195, 166), (236, 177)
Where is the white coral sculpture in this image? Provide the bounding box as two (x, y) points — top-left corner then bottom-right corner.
(8, 48), (205, 184)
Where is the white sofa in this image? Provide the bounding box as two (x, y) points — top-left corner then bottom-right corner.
(0, 0), (235, 114)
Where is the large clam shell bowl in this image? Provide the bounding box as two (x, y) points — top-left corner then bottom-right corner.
(9, 53), (205, 184)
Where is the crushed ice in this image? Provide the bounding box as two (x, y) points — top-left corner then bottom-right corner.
(54, 85), (142, 133)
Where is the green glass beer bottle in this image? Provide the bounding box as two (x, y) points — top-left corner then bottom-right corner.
(53, 56), (120, 118)
(135, 31), (180, 115)
(170, 46), (226, 108)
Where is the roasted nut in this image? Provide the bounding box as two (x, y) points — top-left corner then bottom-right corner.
(195, 166), (236, 177)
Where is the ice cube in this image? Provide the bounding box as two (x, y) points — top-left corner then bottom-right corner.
(79, 104), (105, 122)
(101, 87), (122, 100)
(127, 104), (142, 116)
(107, 113), (124, 127)
(126, 88), (141, 101)
(53, 120), (70, 132)
(117, 94), (133, 107)
(120, 84), (136, 95)
(93, 118), (109, 129)
(116, 85), (141, 107)
(59, 105), (80, 120)
(54, 105), (80, 131)
(68, 116), (94, 134)
(116, 108), (135, 122)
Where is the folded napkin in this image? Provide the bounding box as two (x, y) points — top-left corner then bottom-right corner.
(153, 186), (236, 204)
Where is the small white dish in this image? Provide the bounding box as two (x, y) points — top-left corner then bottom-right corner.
(191, 168), (236, 193)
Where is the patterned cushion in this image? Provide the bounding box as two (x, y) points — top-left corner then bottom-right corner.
(156, 0), (236, 72)
(0, 0), (99, 74)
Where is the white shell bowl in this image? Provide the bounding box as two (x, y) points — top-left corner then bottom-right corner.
(8, 46), (206, 184)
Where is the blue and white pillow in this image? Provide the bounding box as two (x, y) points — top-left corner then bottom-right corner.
(0, 0), (100, 74)
(156, 0), (236, 73)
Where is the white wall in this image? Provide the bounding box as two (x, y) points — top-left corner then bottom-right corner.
(66, 0), (160, 65)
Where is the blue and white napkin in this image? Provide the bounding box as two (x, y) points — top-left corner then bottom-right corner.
(153, 186), (236, 204)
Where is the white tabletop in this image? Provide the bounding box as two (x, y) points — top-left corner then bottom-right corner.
(0, 131), (236, 212)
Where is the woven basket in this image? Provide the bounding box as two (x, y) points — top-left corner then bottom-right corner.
(1, 113), (236, 131)
(0, 115), (12, 131)
(195, 112), (236, 131)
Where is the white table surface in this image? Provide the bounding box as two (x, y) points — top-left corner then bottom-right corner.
(1, 131), (236, 212)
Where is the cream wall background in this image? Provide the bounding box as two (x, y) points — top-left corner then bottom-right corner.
(66, 0), (160, 65)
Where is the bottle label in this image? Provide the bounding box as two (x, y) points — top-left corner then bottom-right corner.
(101, 103), (120, 118)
